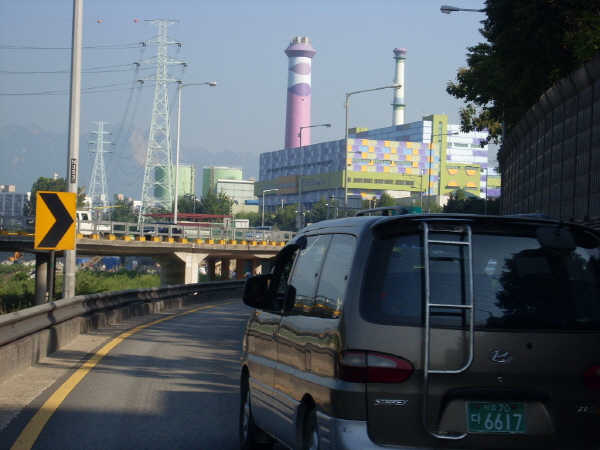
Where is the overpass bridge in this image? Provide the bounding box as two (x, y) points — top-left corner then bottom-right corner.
(0, 226), (290, 304)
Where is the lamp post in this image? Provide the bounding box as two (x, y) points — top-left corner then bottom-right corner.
(481, 167), (489, 215)
(262, 189), (278, 227)
(344, 84), (401, 213)
(174, 81), (217, 224)
(298, 123), (331, 221)
(440, 4), (484, 13)
(428, 131), (459, 212)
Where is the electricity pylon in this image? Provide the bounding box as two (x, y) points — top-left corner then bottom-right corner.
(88, 121), (112, 210)
(137, 19), (186, 222)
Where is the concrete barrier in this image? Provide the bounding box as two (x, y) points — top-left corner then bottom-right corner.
(0, 281), (244, 384)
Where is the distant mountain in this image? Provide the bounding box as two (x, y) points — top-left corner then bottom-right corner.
(0, 124), (259, 199)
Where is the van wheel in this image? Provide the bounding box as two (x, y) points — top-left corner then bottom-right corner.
(302, 409), (319, 450)
(240, 377), (274, 450)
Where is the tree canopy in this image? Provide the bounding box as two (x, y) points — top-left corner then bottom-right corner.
(447, 0), (600, 144)
(200, 189), (234, 215)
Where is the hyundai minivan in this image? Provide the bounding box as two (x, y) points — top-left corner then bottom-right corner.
(240, 211), (600, 449)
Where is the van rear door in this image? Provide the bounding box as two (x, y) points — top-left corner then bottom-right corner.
(360, 229), (600, 449)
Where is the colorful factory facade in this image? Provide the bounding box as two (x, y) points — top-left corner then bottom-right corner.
(256, 114), (500, 212)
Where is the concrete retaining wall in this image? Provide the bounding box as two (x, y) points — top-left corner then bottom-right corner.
(0, 288), (242, 384)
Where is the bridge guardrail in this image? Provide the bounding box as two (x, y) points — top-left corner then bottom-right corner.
(1, 217), (296, 243)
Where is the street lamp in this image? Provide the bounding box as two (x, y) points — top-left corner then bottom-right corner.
(344, 84), (400, 213)
(262, 189), (278, 226)
(428, 131), (459, 212)
(481, 167), (489, 215)
(298, 123), (331, 220)
(174, 81), (217, 224)
(440, 5), (484, 14)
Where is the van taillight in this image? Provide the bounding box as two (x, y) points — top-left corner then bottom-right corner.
(583, 364), (600, 390)
(338, 351), (414, 383)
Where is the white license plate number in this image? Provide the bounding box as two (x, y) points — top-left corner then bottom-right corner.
(467, 402), (526, 434)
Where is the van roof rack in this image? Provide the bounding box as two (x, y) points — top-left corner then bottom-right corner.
(356, 206), (410, 217)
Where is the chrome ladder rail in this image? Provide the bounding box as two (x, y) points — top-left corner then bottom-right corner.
(421, 222), (475, 440)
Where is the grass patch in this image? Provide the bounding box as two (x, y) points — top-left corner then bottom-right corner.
(0, 269), (160, 315)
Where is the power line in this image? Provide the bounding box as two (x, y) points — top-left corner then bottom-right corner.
(0, 81), (167, 96)
(0, 66), (153, 75)
(0, 43), (158, 50)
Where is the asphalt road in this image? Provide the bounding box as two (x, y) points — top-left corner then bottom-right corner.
(0, 299), (267, 450)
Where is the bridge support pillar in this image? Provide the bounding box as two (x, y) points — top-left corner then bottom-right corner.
(221, 258), (231, 281)
(206, 258), (216, 281)
(34, 252), (49, 305)
(154, 252), (209, 285)
(235, 259), (245, 280)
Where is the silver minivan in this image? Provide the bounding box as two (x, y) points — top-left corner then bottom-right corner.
(240, 211), (600, 450)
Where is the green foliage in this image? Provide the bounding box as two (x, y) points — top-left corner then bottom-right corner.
(272, 204), (298, 230)
(235, 211), (262, 227)
(443, 189), (501, 214)
(22, 176), (88, 216)
(447, 0), (600, 144)
(308, 197), (330, 223)
(377, 193), (397, 208)
(0, 269), (161, 314)
(200, 189), (234, 215)
(23, 176), (66, 216)
(110, 199), (138, 223)
(176, 195), (202, 214)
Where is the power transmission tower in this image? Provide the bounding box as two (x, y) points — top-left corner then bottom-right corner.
(137, 20), (186, 222)
(88, 121), (112, 211)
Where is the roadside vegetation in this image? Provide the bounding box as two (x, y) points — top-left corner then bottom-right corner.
(0, 267), (160, 315)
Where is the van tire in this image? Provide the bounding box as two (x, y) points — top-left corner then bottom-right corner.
(240, 376), (274, 450)
(302, 409), (319, 450)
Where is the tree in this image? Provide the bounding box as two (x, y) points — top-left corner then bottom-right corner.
(200, 189), (234, 215)
(272, 204), (298, 231)
(77, 186), (89, 210)
(235, 211), (262, 227)
(309, 197), (331, 223)
(377, 193), (397, 208)
(176, 195), (202, 214)
(110, 199), (138, 223)
(442, 189), (501, 215)
(23, 176), (67, 216)
(447, 0), (600, 145)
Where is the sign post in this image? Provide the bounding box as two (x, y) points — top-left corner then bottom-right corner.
(34, 191), (76, 302)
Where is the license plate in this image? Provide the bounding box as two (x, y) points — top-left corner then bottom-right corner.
(467, 402), (526, 434)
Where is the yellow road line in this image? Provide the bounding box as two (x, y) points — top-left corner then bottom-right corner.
(10, 301), (238, 450)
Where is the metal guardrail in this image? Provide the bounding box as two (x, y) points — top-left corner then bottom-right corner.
(0, 280), (244, 347)
(1, 216), (295, 243)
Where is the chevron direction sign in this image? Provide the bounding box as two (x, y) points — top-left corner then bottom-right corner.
(34, 191), (76, 250)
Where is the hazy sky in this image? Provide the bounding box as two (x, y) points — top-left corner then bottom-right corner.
(0, 0), (488, 192)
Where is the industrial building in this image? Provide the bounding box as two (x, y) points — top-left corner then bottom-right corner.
(256, 39), (499, 215)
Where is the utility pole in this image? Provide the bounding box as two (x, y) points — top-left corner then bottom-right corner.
(138, 20), (186, 222)
(63, 0), (83, 300)
(88, 121), (112, 212)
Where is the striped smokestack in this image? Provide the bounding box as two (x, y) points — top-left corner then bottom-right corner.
(392, 47), (407, 125)
(284, 36), (316, 149)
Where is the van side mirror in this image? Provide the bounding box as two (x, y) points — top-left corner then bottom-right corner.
(242, 274), (271, 309)
(283, 285), (297, 312)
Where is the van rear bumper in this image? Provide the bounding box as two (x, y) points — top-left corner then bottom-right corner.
(321, 414), (443, 450)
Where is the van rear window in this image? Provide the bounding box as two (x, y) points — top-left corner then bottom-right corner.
(361, 232), (600, 331)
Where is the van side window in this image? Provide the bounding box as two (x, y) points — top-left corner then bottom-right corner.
(288, 235), (332, 315)
(314, 234), (356, 318)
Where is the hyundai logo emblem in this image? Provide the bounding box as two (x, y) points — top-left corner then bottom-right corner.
(489, 350), (513, 363)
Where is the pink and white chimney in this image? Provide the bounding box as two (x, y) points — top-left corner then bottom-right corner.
(284, 36), (316, 149)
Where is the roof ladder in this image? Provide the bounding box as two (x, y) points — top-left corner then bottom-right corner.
(421, 221), (475, 440)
